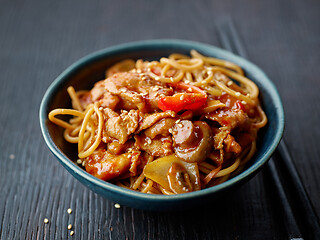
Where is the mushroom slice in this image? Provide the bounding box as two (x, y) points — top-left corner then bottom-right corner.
(168, 162), (193, 194)
(174, 121), (212, 163)
(144, 154), (201, 193)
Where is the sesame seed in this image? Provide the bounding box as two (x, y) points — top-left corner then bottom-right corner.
(114, 203), (121, 209)
(170, 77), (173, 81)
(241, 100), (247, 105)
(98, 107), (103, 111)
(44, 218), (49, 224)
(137, 69), (141, 73)
(128, 154), (132, 158)
(147, 138), (152, 145)
(68, 224), (72, 230)
(67, 208), (72, 214)
(208, 70), (213, 75)
(168, 128), (173, 134)
(178, 123), (183, 128)
(141, 92), (148, 96)
(153, 86), (159, 91)
(144, 143), (147, 146)
(76, 159), (82, 164)
(70, 231), (74, 236)
(155, 76), (160, 81)
(175, 119), (181, 124)
(82, 161), (86, 167)
(246, 93), (250, 97)
(227, 81), (233, 86)
(147, 68), (151, 72)
(235, 92), (241, 96)
(180, 95), (184, 100)
(142, 77), (147, 80)
(185, 80), (190, 84)
(9, 154), (15, 160)
(187, 88), (192, 92)
(159, 94), (165, 98)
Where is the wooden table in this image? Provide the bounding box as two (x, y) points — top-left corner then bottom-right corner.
(0, 0), (319, 239)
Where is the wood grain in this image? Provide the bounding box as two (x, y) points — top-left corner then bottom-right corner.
(0, 0), (319, 239)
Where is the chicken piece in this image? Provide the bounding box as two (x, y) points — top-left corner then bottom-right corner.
(103, 109), (139, 144)
(135, 134), (173, 157)
(79, 81), (120, 110)
(223, 134), (242, 155)
(107, 139), (134, 155)
(85, 149), (132, 181)
(144, 118), (176, 139)
(137, 111), (176, 132)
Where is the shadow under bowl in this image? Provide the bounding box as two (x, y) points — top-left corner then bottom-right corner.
(39, 39), (284, 211)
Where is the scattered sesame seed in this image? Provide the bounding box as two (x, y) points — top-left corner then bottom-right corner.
(187, 87), (192, 92)
(227, 81), (233, 86)
(155, 77), (160, 81)
(137, 69), (141, 73)
(170, 77), (173, 81)
(147, 138), (152, 145)
(70, 231), (74, 236)
(67, 208), (72, 214)
(9, 154), (15, 160)
(208, 70), (213, 75)
(44, 218), (49, 224)
(147, 68), (151, 72)
(98, 107), (103, 111)
(159, 94), (165, 98)
(185, 80), (190, 84)
(82, 161), (86, 167)
(175, 119), (181, 124)
(180, 95), (184, 100)
(76, 159), (82, 164)
(127, 154), (132, 158)
(142, 77), (147, 80)
(241, 100), (247, 105)
(141, 92), (148, 96)
(246, 93), (250, 97)
(235, 92), (241, 96)
(144, 143), (147, 146)
(168, 128), (173, 134)
(153, 86), (159, 91)
(68, 224), (72, 230)
(178, 123), (183, 128)
(114, 203), (121, 209)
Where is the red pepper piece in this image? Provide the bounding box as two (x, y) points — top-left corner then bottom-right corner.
(158, 83), (207, 112)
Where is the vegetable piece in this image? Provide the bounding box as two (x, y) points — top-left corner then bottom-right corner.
(174, 121), (212, 163)
(158, 83), (207, 112)
(168, 162), (193, 194)
(144, 154), (201, 192)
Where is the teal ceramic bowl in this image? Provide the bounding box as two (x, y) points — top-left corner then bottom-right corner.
(39, 39), (284, 210)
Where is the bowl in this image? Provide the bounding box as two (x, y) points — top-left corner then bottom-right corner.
(39, 39), (284, 210)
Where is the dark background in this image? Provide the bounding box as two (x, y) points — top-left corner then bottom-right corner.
(0, 0), (319, 239)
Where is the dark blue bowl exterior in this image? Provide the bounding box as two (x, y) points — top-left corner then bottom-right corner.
(39, 39), (284, 210)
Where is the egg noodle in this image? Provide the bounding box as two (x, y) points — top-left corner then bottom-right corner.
(49, 50), (267, 194)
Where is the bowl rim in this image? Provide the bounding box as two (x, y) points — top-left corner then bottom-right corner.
(39, 39), (284, 201)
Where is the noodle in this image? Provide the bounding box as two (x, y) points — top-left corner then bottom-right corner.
(48, 50), (267, 194)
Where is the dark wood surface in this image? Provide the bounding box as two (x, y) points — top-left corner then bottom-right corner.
(0, 0), (319, 239)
